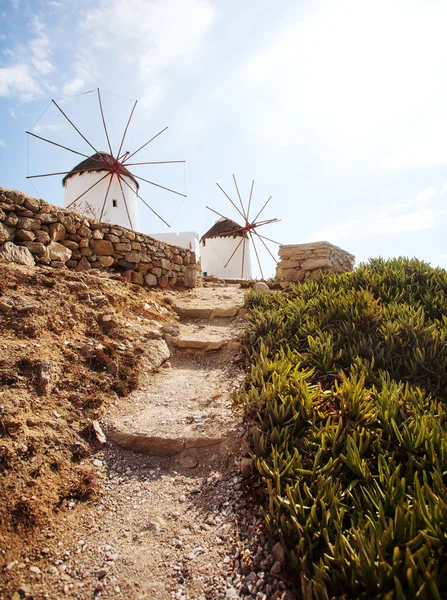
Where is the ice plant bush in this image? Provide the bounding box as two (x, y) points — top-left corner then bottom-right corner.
(236, 258), (447, 599)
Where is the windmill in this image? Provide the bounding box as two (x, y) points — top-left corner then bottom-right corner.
(201, 176), (280, 279)
(25, 88), (186, 231)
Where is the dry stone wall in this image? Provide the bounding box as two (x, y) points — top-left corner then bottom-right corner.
(0, 186), (198, 288)
(277, 242), (355, 287)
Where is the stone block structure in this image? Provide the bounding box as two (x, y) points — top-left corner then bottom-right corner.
(0, 186), (199, 288)
(277, 242), (355, 287)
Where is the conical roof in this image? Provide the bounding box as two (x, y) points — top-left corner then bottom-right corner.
(201, 218), (246, 243)
(62, 152), (139, 189)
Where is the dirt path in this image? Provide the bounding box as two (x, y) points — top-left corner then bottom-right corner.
(6, 285), (294, 600)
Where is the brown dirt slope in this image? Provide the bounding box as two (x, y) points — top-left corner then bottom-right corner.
(0, 261), (175, 574)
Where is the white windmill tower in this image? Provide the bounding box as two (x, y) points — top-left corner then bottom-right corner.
(201, 176), (280, 279)
(26, 89), (186, 232)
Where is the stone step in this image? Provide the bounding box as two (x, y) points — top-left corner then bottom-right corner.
(171, 285), (245, 320)
(104, 358), (243, 461)
(174, 320), (241, 352)
(174, 305), (245, 319)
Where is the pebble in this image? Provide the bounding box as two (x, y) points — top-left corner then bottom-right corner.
(95, 568), (108, 579)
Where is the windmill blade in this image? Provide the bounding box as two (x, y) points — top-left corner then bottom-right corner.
(254, 218), (280, 227)
(132, 174), (186, 198)
(65, 172), (111, 209)
(52, 99), (100, 155)
(97, 88), (113, 157)
(99, 173), (115, 222)
(249, 231), (264, 280)
(124, 126), (168, 162)
(252, 196), (272, 224)
(26, 131), (90, 159)
(253, 230), (279, 264)
(205, 205), (237, 223)
(27, 168), (96, 179)
(256, 232), (281, 245)
(117, 174), (134, 230)
(232, 175), (248, 222)
(119, 173), (171, 228)
(247, 180), (255, 222)
(224, 236), (245, 268)
(216, 183), (246, 223)
(117, 99), (137, 159)
(125, 160), (185, 166)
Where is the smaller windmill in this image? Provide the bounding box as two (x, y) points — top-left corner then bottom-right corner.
(201, 176), (280, 279)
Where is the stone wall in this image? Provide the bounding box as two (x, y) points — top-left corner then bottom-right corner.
(0, 186), (198, 288)
(277, 241), (355, 287)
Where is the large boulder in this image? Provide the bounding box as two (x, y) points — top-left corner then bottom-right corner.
(0, 242), (35, 267)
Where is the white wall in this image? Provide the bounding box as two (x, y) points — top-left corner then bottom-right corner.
(64, 171), (140, 231)
(149, 231), (200, 257)
(201, 236), (252, 279)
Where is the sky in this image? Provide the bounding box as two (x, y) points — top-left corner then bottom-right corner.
(1, 0), (446, 278)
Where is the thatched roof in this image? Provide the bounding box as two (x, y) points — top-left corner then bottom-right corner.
(62, 152), (139, 189)
(201, 218), (247, 243)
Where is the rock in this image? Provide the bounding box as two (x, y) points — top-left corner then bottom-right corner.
(15, 229), (36, 242)
(240, 457), (253, 476)
(38, 213), (57, 224)
(185, 267), (198, 288)
(158, 275), (169, 288)
(92, 420), (107, 446)
(91, 239), (114, 255)
(16, 217), (41, 231)
(49, 222), (66, 241)
(29, 565), (41, 575)
(124, 251), (141, 263)
(145, 273), (157, 286)
(36, 360), (56, 396)
(95, 568), (108, 579)
(271, 560), (282, 574)
(271, 542), (285, 565)
(75, 256), (91, 271)
(0, 222), (14, 242)
(300, 258), (333, 271)
(0, 299), (14, 314)
(254, 281), (270, 293)
(93, 459), (103, 467)
(177, 455), (198, 469)
(99, 255), (114, 267)
(0, 242), (35, 267)
(35, 230), (50, 244)
(46, 241), (72, 262)
(20, 241), (47, 256)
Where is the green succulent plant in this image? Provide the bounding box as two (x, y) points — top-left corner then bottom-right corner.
(236, 257), (447, 599)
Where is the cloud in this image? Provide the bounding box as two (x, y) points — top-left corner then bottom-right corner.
(9, 108), (16, 118)
(234, 0), (447, 169)
(29, 15), (54, 75)
(0, 64), (41, 100)
(74, 0), (215, 108)
(0, 139), (5, 147)
(0, 15), (54, 100)
(307, 183), (447, 243)
(33, 123), (62, 133)
(62, 78), (85, 96)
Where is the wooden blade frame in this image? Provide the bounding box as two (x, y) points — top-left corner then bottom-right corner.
(26, 89), (185, 230)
